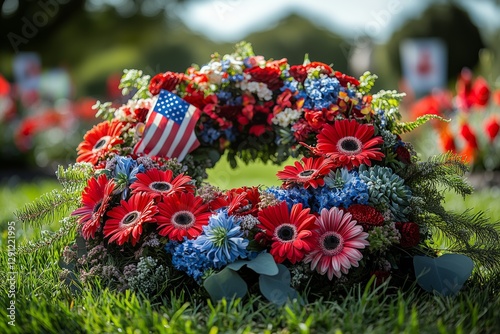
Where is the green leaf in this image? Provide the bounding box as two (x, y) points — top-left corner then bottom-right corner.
(76, 236), (88, 258)
(413, 254), (474, 296)
(226, 252), (279, 276)
(203, 268), (248, 301)
(259, 264), (298, 305)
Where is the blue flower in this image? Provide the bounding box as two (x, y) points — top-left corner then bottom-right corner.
(193, 210), (248, 268)
(200, 124), (221, 144)
(309, 169), (369, 212)
(217, 90), (232, 101)
(220, 59), (231, 71)
(114, 156), (144, 184)
(113, 156), (144, 199)
(303, 76), (340, 110)
(376, 108), (388, 129)
(166, 240), (212, 283)
(224, 127), (236, 142)
(266, 186), (312, 210)
(229, 74), (244, 82)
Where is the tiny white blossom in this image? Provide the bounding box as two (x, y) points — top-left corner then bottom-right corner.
(271, 108), (302, 127)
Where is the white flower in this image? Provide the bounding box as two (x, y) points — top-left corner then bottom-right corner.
(114, 98), (155, 120)
(223, 55), (244, 72)
(239, 76), (273, 101)
(271, 108), (302, 127)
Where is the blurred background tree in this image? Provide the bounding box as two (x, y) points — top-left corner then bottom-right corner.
(383, 3), (485, 84)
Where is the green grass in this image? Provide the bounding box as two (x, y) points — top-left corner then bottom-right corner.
(2, 163), (500, 333)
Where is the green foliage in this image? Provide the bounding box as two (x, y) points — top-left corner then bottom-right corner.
(15, 189), (79, 227)
(14, 164), (92, 253)
(403, 153), (500, 274)
(204, 253), (298, 305)
(372, 90), (406, 111)
(394, 114), (450, 135)
(413, 254), (474, 296)
(404, 153), (472, 198)
(358, 71), (378, 94)
(203, 268), (248, 301)
(93, 100), (116, 122)
(233, 41), (256, 59)
(56, 163), (94, 192)
(119, 69), (152, 100)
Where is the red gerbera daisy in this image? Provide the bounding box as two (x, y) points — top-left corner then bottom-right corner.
(304, 207), (369, 280)
(315, 119), (385, 170)
(210, 186), (261, 216)
(130, 168), (195, 201)
(72, 174), (115, 239)
(77, 120), (124, 165)
(277, 156), (336, 189)
(156, 192), (212, 241)
(257, 201), (316, 264)
(103, 194), (158, 246)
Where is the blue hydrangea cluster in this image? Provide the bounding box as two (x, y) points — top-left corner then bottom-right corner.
(281, 80), (302, 95)
(266, 186), (313, 210)
(265, 169), (369, 214)
(303, 76), (341, 109)
(166, 240), (212, 283)
(199, 122), (221, 144)
(310, 171), (369, 212)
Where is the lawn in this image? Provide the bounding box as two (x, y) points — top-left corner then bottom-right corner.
(1, 160), (500, 333)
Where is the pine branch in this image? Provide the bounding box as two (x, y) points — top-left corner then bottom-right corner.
(393, 114), (449, 135)
(18, 216), (79, 254)
(444, 246), (500, 277)
(15, 188), (80, 227)
(416, 204), (500, 273)
(404, 153), (473, 198)
(56, 163), (94, 192)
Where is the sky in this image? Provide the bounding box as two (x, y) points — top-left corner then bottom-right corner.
(179, 0), (500, 43)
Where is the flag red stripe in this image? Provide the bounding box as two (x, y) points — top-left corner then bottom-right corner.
(170, 108), (200, 158)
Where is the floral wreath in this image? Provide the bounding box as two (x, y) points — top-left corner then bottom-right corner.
(28, 42), (500, 304)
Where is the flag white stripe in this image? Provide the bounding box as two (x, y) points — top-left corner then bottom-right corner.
(177, 132), (198, 162)
(166, 105), (197, 157)
(135, 112), (162, 153)
(147, 119), (175, 157)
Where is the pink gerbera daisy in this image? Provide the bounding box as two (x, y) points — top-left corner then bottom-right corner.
(76, 120), (124, 165)
(257, 201), (316, 264)
(103, 194), (158, 246)
(72, 174), (115, 239)
(304, 207), (369, 280)
(156, 192), (212, 241)
(315, 119), (384, 170)
(277, 156), (336, 189)
(130, 168), (195, 201)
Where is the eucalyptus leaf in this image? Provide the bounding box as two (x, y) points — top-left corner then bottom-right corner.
(58, 259), (81, 294)
(413, 254), (474, 296)
(76, 236), (88, 258)
(259, 264), (298, 305)
(203, 268), (248, 301)
(226, 252), (279, 276)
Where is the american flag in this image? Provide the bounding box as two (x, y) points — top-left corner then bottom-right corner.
(133, 89), (200, 161)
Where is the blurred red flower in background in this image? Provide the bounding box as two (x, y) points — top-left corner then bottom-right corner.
(411, 68), (500, 171)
